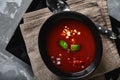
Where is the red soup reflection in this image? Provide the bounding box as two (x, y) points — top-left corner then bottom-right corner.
(46, 19), (96, 73)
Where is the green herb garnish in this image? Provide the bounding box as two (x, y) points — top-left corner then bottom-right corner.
(71, 44), (80, 52)
(59, 40), (68, 49)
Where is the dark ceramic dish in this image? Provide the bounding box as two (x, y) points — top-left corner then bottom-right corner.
(38, 11), (103, 80)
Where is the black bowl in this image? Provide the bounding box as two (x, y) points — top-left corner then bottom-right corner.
(38, 11), (103, 80)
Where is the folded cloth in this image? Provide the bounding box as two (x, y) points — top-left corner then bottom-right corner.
(20, 0), (120, 80)
(90, 75), (106, 80)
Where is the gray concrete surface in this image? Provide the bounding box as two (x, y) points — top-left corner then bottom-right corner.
(0, 0), (34, 80)
(0, 0), (120, 80)
(108, 0), (120, 22)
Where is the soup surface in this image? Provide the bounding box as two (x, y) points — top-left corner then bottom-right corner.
(46, 19), (96, 73)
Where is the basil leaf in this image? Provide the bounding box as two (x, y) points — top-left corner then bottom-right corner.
(71, 44), (80, 52)
(59, 40), (68, 49)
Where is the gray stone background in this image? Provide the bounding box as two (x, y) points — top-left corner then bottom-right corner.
(0, 0), (120, 80)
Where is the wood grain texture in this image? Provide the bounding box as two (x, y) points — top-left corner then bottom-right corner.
(20, 0), (120, 80)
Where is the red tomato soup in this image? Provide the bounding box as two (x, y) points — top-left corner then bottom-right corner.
(46, 19), (96, 73)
